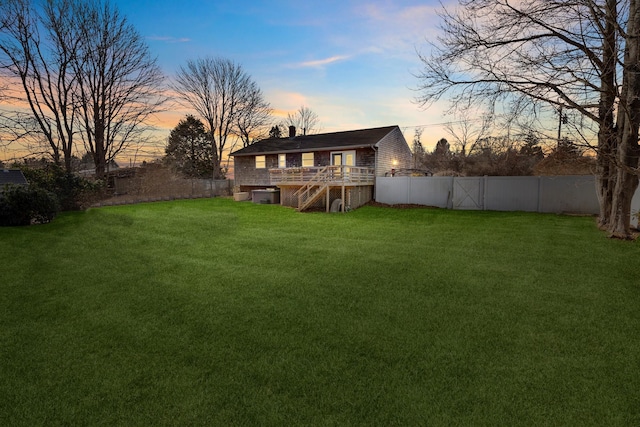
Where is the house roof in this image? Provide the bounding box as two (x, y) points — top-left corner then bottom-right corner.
(231, 125), (400, 156)
(0, 169), (28, 186)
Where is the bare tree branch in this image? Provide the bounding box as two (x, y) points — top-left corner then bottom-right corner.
(73, 0), (166, 177)
(234, 81), (272, 147)
(282, 106), (320, 135)
(415, 0), (640, 238)
(173, 57), (266, 179)
(0, 0), (79, 171)
(0, 0), (165, 176)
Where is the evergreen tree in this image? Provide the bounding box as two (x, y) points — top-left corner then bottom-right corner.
(268, 125), (282, 138)
(165, 115), (213, 178)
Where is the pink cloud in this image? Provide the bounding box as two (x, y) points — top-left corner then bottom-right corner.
(293, 55), (350, 69)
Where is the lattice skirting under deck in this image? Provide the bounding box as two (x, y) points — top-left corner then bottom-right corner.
(278, 185), (373, 211)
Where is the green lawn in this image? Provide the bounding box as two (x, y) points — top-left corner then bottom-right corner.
(1, 198), (638, 426)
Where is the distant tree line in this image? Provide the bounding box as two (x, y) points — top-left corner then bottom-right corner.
(413, 133), (592, 177)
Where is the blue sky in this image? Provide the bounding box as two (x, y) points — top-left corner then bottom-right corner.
(114, 0), (451, 150)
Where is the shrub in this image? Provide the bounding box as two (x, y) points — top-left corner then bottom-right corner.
(20, 165), (105, 210)
(0, 185), (60, 226)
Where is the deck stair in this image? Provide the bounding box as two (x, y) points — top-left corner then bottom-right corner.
(294, 166), (330, 211)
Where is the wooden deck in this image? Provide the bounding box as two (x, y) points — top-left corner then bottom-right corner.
(269, 166), (375, 186)
(269, 166), (375, 212)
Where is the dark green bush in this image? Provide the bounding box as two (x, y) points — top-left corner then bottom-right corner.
(20, 165), (105, 210)
(0, 185), (60, 226)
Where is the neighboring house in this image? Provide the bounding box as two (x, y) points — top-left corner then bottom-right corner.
(231, 125), (412, 211)
(0, 169), (28, 192)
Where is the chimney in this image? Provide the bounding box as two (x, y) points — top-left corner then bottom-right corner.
(289, 126), (296, 138)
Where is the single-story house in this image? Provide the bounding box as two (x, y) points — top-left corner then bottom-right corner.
(230, 125), (412, 211)
(0, 169), (28, 192)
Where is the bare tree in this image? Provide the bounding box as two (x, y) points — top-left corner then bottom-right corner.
(174, 57), (263, 179)
(0, 0), (80, 171)
(73, 1), (166, 177)
(283, 106), (319, 135)
(412, 128), (425, 168)
(234, 80), (272, 147)
(444, 108), (493, 162)
(416, 0), (640, 239)
(0, 0), (165, 176)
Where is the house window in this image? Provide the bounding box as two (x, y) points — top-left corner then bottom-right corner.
(255, 155), (266, 169)
(331, 150), (356, 166)
(302, 152), (314, 167)
(278, 154), (286, 168)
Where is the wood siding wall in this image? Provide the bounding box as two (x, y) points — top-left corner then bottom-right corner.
(375, 127), (412, 177)
(233, 156), (273, 187)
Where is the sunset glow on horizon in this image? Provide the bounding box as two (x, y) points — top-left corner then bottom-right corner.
(1, 0), (454, 166)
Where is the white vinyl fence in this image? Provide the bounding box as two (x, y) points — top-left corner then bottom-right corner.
(376, 175), (607, 215)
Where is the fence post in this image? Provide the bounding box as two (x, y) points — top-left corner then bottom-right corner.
(483, 176), (488, 211)
(537, 176), (542, 213)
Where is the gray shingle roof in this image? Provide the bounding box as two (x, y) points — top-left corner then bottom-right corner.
(231, 125), (399, 156)
(0, 169), (28, 186)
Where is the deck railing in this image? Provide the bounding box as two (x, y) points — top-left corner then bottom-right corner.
(269, 166), (375, 185)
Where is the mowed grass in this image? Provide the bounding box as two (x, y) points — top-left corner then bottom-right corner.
(1, 198), (639, 426)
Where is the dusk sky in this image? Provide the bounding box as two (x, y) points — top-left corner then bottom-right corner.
(116, 0), (452, 150)
(1, 0), (457, 164)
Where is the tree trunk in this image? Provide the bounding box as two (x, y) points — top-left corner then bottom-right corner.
(94, 115), (106, 178)
(596, 0), (619, 231)
(609, 166), (639, 239)
(596, 130), (616, 230)
(603, 0), (640, 238)
(64, 152), (72, 173)
(608, 111), (640, 238)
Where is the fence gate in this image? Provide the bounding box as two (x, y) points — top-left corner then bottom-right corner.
(453, 177), (483, 210)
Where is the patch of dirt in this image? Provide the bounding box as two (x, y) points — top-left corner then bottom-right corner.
(365, 201), (440, 209)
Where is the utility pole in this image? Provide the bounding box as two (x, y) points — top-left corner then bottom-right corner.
(557, 106), (563, 148)
(557, 106), (567, 149)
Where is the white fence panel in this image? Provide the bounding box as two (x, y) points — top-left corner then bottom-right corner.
(485, 177), (540, 212)
(538, 176), (599, 214)
(375, 176), (410, 204)
(375, 176), (454, 207)
(408, 176), (453, 208)
(376, 175), (619, 215)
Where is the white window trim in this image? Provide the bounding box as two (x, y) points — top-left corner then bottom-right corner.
(278, 154), (286, 168)
(255, 155), (266, 169)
